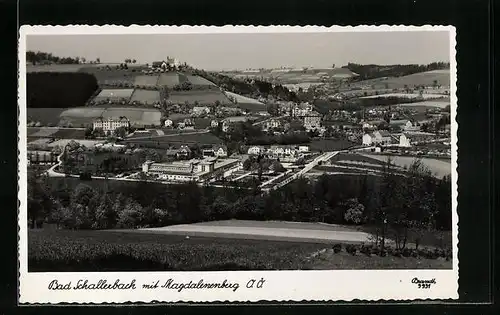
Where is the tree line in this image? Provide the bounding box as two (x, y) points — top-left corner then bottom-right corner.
(343, 62), (450, 81)
(26, 51), (89, 65)
(189, 69), (299, 102)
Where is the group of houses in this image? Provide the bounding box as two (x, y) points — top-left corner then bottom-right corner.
(247, 145), (310, 161)
(362, 130), (437, 147)
(141, 156), (240, 183)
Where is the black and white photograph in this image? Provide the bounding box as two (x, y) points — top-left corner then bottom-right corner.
(18, 25), (458, 303)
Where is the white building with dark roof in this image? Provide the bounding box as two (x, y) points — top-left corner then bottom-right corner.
(93, 117), (129, 132)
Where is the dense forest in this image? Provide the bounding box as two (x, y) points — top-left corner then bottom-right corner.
(343, 62), (450, 81)
(190, 69), (299, 102)
(27, 72), (99, 108)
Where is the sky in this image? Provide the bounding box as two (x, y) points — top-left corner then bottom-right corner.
(26, 31), (450, 71)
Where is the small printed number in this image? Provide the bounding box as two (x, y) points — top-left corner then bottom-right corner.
(418, 284), (431, 289)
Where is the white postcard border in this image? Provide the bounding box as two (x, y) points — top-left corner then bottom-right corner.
(18, 25), (458, 303)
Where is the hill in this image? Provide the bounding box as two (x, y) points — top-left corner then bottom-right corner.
(354, 70), (451, 90)
(343, 62), (450, 81)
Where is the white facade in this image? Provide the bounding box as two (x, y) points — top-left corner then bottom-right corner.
(362, 134), (374, 146)
(247, 146), (264, 155)
(399, 133), (412, 147)
(298, 145), (310, 152)
(164, 119), (173, 127)
(304, 114), (322, 130)
(210, 120), (219, 128)
(93, 118), (129, 132)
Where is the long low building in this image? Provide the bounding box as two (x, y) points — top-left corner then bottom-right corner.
(142, 157), (240, 182)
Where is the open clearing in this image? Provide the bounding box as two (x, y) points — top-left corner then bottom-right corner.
(361, 154), (451, 178)
(138, 220), (373, 244)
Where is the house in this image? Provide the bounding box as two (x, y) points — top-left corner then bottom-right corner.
(263, 118), (282, 131)
(362, 130), (392, 146)
(362, 119), (386, 130)
(166, 145), (192, 159)
(298, 145), (310, 152)
(164, 119), (173, 127)
(93, 117), (129, 132)
(303, 111), (322, 130)
(151, 61), (167, 70)
(202, 145), (228, 158)
(210, 120), (219, 128)
(247, 146), (265, 155)
(214, 145), (228, 157)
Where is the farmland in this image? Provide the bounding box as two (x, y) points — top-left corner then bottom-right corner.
(361, 93), (448, 100)
(399, 99), (451, 109)
(168, 90), (232, 105)
(185, 74), (216, 86)
(225, 91), (267, 112)
(93, 88), (135, 102)
(354, 69), (451, 90)
(29, 228), (451, 272)
(122, 132), (223, 147)
(130, 89), (161, 104)
(157, 73), (183, 87)
(308, 139), (356, 152)
(57, 106), (162, 126)
(26, 127), (88, 141)
(134, 75), (160, 87)
(27, 108), (68, 126)
(27, 64), (86, 73)
(360, 154), (452, 178)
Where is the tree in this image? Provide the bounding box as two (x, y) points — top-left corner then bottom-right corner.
(117, 198), (143, 228)
(343, 198), (366, 224)
(113, 126), (128, 138)
(132, 59), (136, 64)
(96, 57), (100, 64)
(27, 170), (52, 228)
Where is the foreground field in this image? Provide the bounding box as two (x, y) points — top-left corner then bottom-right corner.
(29, 228), (451, 272)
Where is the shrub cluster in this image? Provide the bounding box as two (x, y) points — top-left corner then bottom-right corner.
(331, 243), (451, 260)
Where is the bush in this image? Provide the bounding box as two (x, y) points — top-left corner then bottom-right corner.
(345, 244), (357, 255)
(332, 243), (342, 253)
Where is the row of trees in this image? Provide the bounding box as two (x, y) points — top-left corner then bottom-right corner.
(26, 51), (94, 65)
(189, 69), (299, 102)
(343, 62), (450, 81)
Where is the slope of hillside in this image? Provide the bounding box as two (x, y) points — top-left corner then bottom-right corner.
(354, 69), (451, 90)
